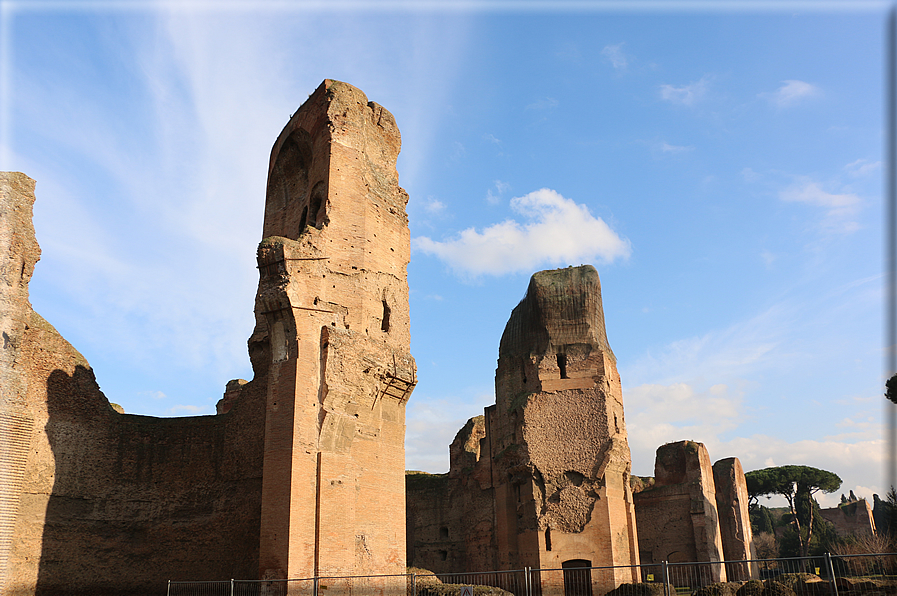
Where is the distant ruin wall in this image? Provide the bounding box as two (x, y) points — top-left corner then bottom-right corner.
(2, 173), (268, 596)
(820, 500), (877, 537)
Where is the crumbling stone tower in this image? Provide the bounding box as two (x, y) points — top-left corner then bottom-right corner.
(491, 265), (639, 578)
(253, 80), (416, 581)
(407, 266), (640, 585)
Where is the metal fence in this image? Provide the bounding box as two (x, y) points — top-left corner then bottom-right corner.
(168, 552), (897, 596)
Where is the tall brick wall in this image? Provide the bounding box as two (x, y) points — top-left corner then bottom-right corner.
(1, 173), (40, 596)
(2, 174), (267, 596)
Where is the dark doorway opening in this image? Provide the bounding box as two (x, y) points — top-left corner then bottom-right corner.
(562, 559), (593, 596)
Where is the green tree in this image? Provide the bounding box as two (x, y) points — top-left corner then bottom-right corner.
(746, 465), (841, 557)
(886, 374), (897, 405)
(749, 504), (776, 535)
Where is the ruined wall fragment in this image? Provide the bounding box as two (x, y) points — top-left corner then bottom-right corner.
(819, 499), (877, 537)
(633, 441), (727, 584)
(255, 79), (415, 581)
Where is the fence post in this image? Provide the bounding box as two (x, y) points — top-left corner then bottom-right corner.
(662, 561), (670, 596)
(525, 566), (531, 596)
(167, 579), (171, 596)
(825, 553), (839, 596)
(314, 576), (319, 596)
(412, 573), (416, 596)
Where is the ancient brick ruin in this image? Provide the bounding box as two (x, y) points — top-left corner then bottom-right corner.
(820, 499), (877, 537)
(0, 80), (415, 595)
(406, 266), (641, 584)
(631, 441), (755, 583)
(1, 78), (768, 596)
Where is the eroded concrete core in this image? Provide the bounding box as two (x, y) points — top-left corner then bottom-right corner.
(407, 265), (640, 584)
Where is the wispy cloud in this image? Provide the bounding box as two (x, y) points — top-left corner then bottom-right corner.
(413, 188), (630, 277)
(780, 182), (859, 209)
(658, 141), (694, 154)
(526, 97), (559, 110)
(486, 180), (511, 205)
(780, 180), (861, 233)
(845, 159), (880, 178)
(424, 197), (447, 215)
(761, 80), (820, 107)
(741, 167), (761, 182)
(659, 75), (710, 106)
(601, 43), (629, 70)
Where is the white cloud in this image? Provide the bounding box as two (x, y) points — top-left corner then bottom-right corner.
(762, 80), (820, 107)
(624, 382), (743, 462)
(623, 380), (883, 508)
(780, 182), (858, 208)
(780, 180), (861, 233)
(424, 197), (447, 215)
(601, 43), (628, 70)
(845, 159), (881, 178)
(659, 76), (710, 106)
(413, 188), (631, 277)
(486, 180), (511, 205)
(741, 167), (760, 182)
(658, 142), (693, 154)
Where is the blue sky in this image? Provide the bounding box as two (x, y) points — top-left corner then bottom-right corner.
(1, 0), (890, 508)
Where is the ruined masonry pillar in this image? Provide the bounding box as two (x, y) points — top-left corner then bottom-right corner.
(253, 80), (416, 581)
